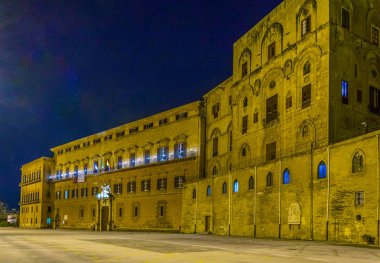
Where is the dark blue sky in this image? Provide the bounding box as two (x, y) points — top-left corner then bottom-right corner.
(0, 0), (282, 208)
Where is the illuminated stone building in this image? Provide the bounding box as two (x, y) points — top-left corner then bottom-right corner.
(20, 101), (204, 231)
(181, 0), (380, 245)
(19, 0), (380, 245)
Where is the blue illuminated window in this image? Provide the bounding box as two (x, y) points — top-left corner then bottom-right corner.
(117, 156), (123, 169)
(233, 180), (239, 193)
(174, 143), (187, 159)
(318, 161), (327, 179)
(157, 147), (168, 162)
(283, 168), (290, 184)
(93, 161), (99, 174)
(64, 190), (69, 199)
(130, 153), (136, 167)
(84, 164), (88, 175)
(207, 185), (211, 196)
(342, 80), (348, 104)
(46, 217), (51, 225)
(144, 150), (150, 164)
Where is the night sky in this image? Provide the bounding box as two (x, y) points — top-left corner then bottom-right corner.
(0, 0), (282, 209)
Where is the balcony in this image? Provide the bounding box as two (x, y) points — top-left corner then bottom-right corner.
(49, 149), (198, 182)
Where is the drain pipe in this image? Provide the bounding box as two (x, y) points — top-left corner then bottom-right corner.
(326, 147), (330, 241)
(377, 135), (380, 245)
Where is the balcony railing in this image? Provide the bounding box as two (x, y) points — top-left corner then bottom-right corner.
(49, 149), (198, 182)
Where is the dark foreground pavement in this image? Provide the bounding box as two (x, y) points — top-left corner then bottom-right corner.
(0, 228), (379, 263)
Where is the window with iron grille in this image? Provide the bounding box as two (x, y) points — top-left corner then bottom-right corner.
(301, 16), (311, 37)
(174, 176), (185, 189)
(114, 183), (122, 194)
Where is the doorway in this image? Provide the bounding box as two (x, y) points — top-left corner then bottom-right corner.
(205, 216), (211, 232)
(101, 206), (109, 231)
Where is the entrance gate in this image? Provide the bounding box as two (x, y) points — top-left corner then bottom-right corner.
(101, 206), (109, 231)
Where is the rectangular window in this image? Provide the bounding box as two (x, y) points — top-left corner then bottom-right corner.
(128, 182), (136, 193)
(157, 178), (167, 190)
(73, 144), (80, 150)
(176, 112), (188, 120)
(117, 156), (123, 169)
(65, 147), (71, 152)
(266, 142), (277, 161)
(342, 80), (348, 104)
(286, 96), (292, 109)
(119, 208), (123, 217)
(159, 118), (168, 126)
(129, 127), (139, 134)
(268, 42), (276, 60)
(302, 84), (311, 108)
(47, 206), (51, 213)
(242, 62), (248, 77)
(71, 189), (78, 198)
(342, 8), (350, 30)
(104, 134), (112, 141)
(56, 191), (61, 200)
(129, 153), (136, 167)
(93, 138), (101, 144)
(369, 86), (380, 114)
(144, 150), (150, 164)
(242, 115), (248, 134)
(266, 94), (278, 123)
(372, 26), (379, 46)
(212, 103), (220, 118)
(212, 137), (218, 157)
(160, 205), (164, 217)
(174, 176), (186, 189)
(80, 188), (87, 198)
(92, 187), (98, 197)
(143, 122), (153, 130)
(64, 190), (69, 200)
(114, 183), (122, 194)
(116, 131), (125, 137)
(355, 191), (364, 206)
(174, 143), (187, 159)
(83, 141), (90, 147)
(357, 89), (362, 103)
(134, 207), (138, 217)
(301, 16), (311, 37)
(93, 160), (99, 173)
(141, 180), (151, 192)
(157, 147), (168, 162)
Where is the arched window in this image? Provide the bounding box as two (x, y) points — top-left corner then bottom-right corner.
(266, 172), (273, 187)
(283, 168), (290, 184)
(352, 152), (363, 173)
(248, 176), (254, 190)
(207, 185), (211, 196)
(243, 97), (248, 108)
(303, 61), (311, 75)
(302, 125), (309, 137)
(192, 188), (196, 199)
(222, 182), (227, 194)
(233, 180), (239, 193)
(242, 147), (247, 157)
(318, 161), (327, 179)
(212, 166), (218, 175)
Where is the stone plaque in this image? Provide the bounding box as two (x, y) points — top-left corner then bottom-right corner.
(288, 203), (301, 225)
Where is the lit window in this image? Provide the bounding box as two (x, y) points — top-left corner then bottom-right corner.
(342, 8), (350, 29)
(318, 161), (327, 179)
(283, 169), (290, 184)
(222, 182), (227, 194)
(301, 16), (311, 37)
(129, 153), (135, 167)
(157, 147), (168, 162)
(174, 143), (187, 159)
(342, 80), (348, 104)
(206, 185), (211, 196)
(117, 156), (123, 169)
(144, 150), (150, 164)
(64, 190), (69, 199)
(233, 180), (239, 193)
(355, 191), (364, 206)
(352, 152), (363, 173)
